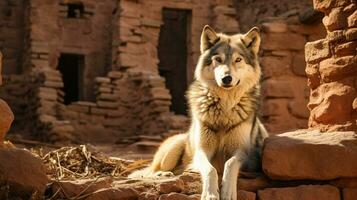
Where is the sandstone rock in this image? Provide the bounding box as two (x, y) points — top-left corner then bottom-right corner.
(262, 130), (357, 180)
(85, 187), (138, 200)
(159, 192), (200, 200)
(261, 33), (306, 50)
(348, 10), (357, 27)
(261, 22), (288, 33)
(322, 7), (347, 31)
(305, 64), (321, 89)
(319, 56), (357, 82)
(258, 185), (340, 200)
(237, 190), (256, 200)
(262, 99), (288, 117)
(0, 99), (14, 143)
(288, 99), (310, 119)
(291, 53), (306, 76)
(330, 178), (357, 188)
(262, 79), (294, 98)
(0, 148), (48, 198)
(334, 41), (357, 56)
(157, 179), (185, 194)
(313, 0), (350, 13)
(260, 55), (291, 78)
(326, 30), (345, 42)
(305, 39), (331, 64)
(346, 28), (357, 41)
(51, 178), (113, 197)
(343, 188), (357, 200)
(237, 175), (272, 192)
(138, 192), (160, 200)
(308, 82), (355, 124)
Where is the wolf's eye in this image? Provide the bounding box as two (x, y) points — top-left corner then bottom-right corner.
(214, 57), (222, 63)
(235, 57), (242, 63)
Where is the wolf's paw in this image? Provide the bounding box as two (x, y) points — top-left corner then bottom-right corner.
(201, 190), (220, 200)
(153, 171), (175, 178)
(220, 184), (237, 200)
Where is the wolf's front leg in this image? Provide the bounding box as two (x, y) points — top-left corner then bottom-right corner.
(220, 150), (246, 200)
(194, 150), (220, 200)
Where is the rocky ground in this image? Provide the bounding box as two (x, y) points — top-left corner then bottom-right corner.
(0, 129), (357, 200)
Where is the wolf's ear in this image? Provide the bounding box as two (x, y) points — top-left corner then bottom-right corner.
(241, 27), (261, 55)
(200, 25), (220, 53)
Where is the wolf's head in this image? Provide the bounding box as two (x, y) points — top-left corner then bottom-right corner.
(195, 25), (262, 92)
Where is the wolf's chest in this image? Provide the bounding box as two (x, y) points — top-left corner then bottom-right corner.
(202, 100), (249, 129)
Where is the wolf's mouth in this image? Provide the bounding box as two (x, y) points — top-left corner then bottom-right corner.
(222, 80), (240, 89)
(236, 80), (240, 86)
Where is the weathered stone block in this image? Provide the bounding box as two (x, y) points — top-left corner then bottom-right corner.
(305, 39), (331, 64)
(313, 0), (350, 13)
(319, 56), (357, 82)
(0, 148), (48, 198)
(343, 188), (357, 200)
(159, 193), (200, 200)
(292, 53), (307, 76)
(262, 80), (294, 98)
(0, 99), (14, 143)
(309, 82), (355, 124)
(334, 41), (357, 56)
(261, 22), (288, 33)
(305, 64), (320, 89)
(322, 7), (347, 31)
(260, 55), (291, 78)
(345, 28), (357, 41)
(262, 33), (306, 50)
(258, 185), (340, 200)
(348, 10), (357, 27)
(263, 130), (357, 180)
(237, 190), (256, 200)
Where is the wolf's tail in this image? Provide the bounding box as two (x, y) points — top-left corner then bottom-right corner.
(128, 133), (187, 179)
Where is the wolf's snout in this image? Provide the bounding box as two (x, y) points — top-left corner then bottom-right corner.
(222, 75), (232, 85)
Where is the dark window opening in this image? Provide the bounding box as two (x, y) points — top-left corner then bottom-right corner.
(67, 3), (84, 18)
(158, 8), (191, 115)
(58, 54), (84, 105)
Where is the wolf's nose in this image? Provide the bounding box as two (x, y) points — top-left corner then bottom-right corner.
(222, 75), (232, 85)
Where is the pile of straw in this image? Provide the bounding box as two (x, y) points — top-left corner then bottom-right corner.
(35, 145), (149, 180)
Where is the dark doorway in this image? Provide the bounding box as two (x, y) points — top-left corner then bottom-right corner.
(67, 3), (84, 18)
(58, 54), (84, 105)
(158, 8), (191, 115)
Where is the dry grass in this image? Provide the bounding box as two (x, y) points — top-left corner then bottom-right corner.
(33, 145), (150, 181)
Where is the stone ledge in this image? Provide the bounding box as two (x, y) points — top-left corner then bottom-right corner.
(262, 129), (357, 180)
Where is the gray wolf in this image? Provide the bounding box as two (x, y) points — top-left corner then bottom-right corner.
(129, 25), (268, 200)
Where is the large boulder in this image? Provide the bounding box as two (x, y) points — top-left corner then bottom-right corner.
(0, 99), (14, 144)
(262, 129), (357, 180)
(0, 148), (48, 198)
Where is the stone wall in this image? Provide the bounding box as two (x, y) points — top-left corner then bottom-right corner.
(114, 0), (238, 82)
(0, 0), (334, 140)
(305, 0), (357, 131)
(259, 16), (325, 134)
(0, 0), (237, 142)
(28, 0), (117, 101)
(26, 67), (189, 143)
(0, 0), (27, 74)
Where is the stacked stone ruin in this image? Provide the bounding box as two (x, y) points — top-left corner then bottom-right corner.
(0, 0), (240, 143)
(305, 0), (357, 131)
(1, 0), (332, 141)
